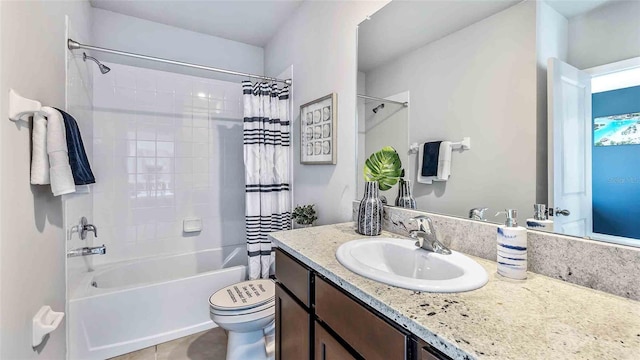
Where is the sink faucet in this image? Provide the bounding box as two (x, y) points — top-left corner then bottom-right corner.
(469, 207), (488, 221)
(408, 216), (452, 255)
(67, 245), (106, 258)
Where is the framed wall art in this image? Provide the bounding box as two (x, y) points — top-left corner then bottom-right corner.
(300, 93), (337, 164)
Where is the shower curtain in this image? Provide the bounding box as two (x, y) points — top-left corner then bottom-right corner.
(243, 81), (291, 279)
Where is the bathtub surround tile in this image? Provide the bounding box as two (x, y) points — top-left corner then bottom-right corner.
(90, 62), (246, 266)
(352, 201), (640, 301)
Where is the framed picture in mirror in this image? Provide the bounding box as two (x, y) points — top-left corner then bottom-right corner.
(300, 93), (337, 165)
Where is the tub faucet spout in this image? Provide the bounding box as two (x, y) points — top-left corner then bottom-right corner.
(67, 245), (106, 258)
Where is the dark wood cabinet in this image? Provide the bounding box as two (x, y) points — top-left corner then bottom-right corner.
(315, 276), (406, 360)
(275, 283), (311, 360)
(314, 321), (357, 360)
(275, 248), (452, 360)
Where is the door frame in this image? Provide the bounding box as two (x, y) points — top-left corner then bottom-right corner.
(584, 56), (640, 247)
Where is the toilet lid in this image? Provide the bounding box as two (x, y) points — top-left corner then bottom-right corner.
(209, 279), (275, 311)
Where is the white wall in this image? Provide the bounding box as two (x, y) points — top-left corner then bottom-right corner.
(0, 1), (93, 358)
(264, 1), (389, 224)
(89, 62), (246, 267)
(357, 72), (366, 201)
(363, 92), (409, 201)
(568, 0), (640, 69)
(364, 1), (538, 219)
(64, 16), (95, 306)
(91, 8), (264, 82)
(536, 1), (568, 205)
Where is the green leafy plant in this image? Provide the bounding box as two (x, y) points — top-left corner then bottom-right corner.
(292, 204), (318, 225)
(364, 146), (403, 191)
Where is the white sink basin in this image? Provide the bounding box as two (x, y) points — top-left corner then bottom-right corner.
(336, 238), (488, 293)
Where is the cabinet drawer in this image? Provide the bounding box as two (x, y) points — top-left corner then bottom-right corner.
(415, 339), (452, 360)
(314, 322), (357, 360)
(276, 283), (311, 360)
(315, 277), (407, 360)
(275, 248), (311, 307)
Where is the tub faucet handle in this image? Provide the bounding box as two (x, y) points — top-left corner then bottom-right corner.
(80, 217), (97, 240)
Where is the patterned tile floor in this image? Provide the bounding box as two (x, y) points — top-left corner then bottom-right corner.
(110, 328), (227, 360)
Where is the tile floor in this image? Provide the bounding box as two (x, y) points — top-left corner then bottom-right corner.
(110, 328), (227, 360)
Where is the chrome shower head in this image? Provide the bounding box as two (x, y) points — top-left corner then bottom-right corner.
(83, 52), (111, 74)
(372, 103), (385, 114)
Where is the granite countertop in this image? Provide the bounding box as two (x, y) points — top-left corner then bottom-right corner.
(269, 223), (640, 360)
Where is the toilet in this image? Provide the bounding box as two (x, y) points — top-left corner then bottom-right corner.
(209, 279), (276, 360)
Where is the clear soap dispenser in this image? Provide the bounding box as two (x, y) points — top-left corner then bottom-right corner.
(495, 209), (527, 280)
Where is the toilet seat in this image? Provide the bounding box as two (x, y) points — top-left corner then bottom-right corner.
(210, 299), (275, 317)
(208, 279), (276, 360)
(210, 304), (275, 325)
(209, 279), (275, 315)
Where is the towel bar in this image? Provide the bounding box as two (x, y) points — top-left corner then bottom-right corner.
(409, 137), (471, 154)
(8, 89), (43, 121)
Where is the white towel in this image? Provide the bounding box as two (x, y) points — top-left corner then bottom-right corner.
(417, 141), (452, 184)
(41, 106), (75, 196)
(30, 113), (50, 184)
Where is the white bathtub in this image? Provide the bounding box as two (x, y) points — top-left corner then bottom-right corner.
(68, 247), (247, 359)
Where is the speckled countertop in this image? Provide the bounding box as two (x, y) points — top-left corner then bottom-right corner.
(269, 223), (640, 360)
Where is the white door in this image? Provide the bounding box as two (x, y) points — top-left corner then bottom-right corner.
(547, 58), (592, 237)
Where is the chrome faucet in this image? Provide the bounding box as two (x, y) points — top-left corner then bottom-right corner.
(408, 215), (451, 255)
(79, 217), (98, 240)
(67, 245), (106, 258)
(469, 207), (488, 221)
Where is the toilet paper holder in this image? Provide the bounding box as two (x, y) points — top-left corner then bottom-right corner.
(32, 306), (64, 347)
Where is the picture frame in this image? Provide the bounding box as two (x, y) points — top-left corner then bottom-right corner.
(300, 93), (337, 164)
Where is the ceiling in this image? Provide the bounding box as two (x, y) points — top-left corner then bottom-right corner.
(545, 0), (611, 18)
(90, 0), (303, 47)
(358, 0), (615, 73)
(358, 0), (520, 72)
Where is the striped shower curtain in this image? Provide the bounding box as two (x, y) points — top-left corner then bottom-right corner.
(243, 81), (291, 279)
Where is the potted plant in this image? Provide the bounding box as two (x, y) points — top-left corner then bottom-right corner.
(358, 146), (403, 235)
(292, 204), (318, 229)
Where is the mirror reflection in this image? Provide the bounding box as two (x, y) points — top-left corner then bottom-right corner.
(356, 0), (640, 247)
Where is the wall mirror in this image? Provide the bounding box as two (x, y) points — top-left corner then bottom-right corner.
(356, 0), (640, 247)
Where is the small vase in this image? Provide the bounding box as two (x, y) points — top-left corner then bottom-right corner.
(294, 222), (313, 229)
(357, 181), (383, 236)
(394, 179), (417, 209)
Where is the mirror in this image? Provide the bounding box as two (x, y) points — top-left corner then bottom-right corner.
(356, 0), (640, 247)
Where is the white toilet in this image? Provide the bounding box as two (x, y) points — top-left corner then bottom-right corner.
(209, 279), (276, 360)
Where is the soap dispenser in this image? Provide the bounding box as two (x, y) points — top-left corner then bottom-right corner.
(526, 204), (554, 232)
(495, 209), (527, 280)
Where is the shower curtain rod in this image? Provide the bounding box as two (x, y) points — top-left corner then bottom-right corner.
(67, 38), (292, 85)
(357, 94), (408, 107)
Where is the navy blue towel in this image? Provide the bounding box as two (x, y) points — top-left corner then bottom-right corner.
(54, 108), (96, 185)
(421, 141), (442, 177)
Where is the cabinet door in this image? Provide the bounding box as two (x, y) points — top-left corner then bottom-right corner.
(315, 277), (407, 360)
(276, 283), (311, 360)
(315, 322), (357, 360)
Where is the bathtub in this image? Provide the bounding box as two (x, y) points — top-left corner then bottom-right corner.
(68, 247), (247, 360)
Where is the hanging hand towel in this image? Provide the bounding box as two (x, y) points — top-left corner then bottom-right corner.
(435, 141), (452, 182)
(417, 141), (452, 184)
(30, 113), (50, 184)
(41, 106), (75, 196)
(54, 108), (95, 185)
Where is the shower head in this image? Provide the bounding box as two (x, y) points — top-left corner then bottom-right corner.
(83, 52), (111, 74)
(372, 103), (385, 114)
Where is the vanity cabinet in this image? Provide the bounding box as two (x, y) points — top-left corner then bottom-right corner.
(275, 283), (311, 359)
(275, 248), (452, 360)
(314, 321), (357, 360)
